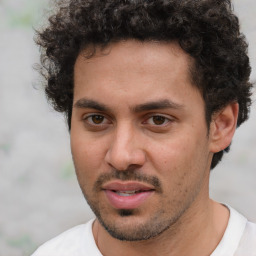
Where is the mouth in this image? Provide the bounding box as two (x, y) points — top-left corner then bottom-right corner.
(114, 190), (147, 196)
(102, 181), (155, 209)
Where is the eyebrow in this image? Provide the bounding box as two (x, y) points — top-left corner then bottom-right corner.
(133, 99), (184, 112)
(73, 98), (109, 111)
(73, 98), (184, 112)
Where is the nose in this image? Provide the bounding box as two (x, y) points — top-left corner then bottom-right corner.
(104, 123), (146, 171)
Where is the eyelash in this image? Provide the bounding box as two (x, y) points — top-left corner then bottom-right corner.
(82, 113), (173, 129)
(82, 114), (111, 126)
(143, 115), (172, 126)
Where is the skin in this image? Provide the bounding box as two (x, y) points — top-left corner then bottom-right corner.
(71, 40), (238, 256)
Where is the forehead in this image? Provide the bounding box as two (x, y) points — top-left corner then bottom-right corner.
(75, 40), (193, 84)
(73, 40), (200, 110)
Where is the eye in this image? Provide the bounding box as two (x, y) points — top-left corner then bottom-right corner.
(145, 115), (172, 126)
(89, 115), (105, 124)
(83, 114), (111, 126)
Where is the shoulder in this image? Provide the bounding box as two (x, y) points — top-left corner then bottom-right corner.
(235, 221), (256, 255)
(31, 219), (101, 256)
(211, 205), (256, 256)
(244, 220), (256, 237)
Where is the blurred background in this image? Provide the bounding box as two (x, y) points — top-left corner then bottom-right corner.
(0, 0), (255, 255)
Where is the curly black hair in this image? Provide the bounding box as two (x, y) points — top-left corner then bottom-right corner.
(35, 0), (252, 169)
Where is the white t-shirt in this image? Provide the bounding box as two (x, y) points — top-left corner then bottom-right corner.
(31, 207), (256, 256)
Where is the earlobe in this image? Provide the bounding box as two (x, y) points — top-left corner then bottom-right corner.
(209, 103), (239, 153)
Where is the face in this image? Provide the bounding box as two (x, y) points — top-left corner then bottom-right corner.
(71, 40), (213, 241)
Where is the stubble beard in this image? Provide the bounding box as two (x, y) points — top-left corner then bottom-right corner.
(77, 170), (191, 242)
(91, 206), (183, 241)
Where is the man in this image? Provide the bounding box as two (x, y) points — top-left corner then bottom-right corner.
(32, 0), (256, 255)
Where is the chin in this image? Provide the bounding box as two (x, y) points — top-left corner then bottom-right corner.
(96, 209), (175, 242)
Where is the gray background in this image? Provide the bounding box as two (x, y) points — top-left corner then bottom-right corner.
(0, 0), (255, 255)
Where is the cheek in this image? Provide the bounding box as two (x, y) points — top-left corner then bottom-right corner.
(71, 134), (107, 183)
(150, 135), (208, 183)
(151, 138), (193, 169)
(150, 139), (208, 208)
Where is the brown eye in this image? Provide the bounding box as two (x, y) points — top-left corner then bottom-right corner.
(152, 116), (167, 125)
(83, 113), (112, 131)
(91, 115), (105, 124)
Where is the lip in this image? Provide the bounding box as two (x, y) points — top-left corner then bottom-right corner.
(102, 181), (155, 191)
(102, 181), (155, 210)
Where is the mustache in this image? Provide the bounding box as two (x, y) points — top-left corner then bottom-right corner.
(93, 169), (163, 193)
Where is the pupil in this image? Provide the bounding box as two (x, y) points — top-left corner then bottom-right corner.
(92, 115), (104, 124)
(153, 116), (165, 125)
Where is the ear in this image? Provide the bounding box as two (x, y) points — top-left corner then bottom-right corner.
(209, 103), (239, 153)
